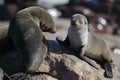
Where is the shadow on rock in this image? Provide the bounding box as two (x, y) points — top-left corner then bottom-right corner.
(47, 39), (76, 55)
(45, 55), (79, 80)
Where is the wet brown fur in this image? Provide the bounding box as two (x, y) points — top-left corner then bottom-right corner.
(0, 6), (56, 75)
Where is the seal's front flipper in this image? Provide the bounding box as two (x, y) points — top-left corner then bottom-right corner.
(80, 55), (99, 69)
(56, 36), (70, 46)
(105, 61), (113, 78)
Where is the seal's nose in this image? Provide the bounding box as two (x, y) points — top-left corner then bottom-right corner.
(71, 19), (80, 26)
(50, 27), (56, 33)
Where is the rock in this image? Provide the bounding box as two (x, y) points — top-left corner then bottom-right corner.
(11, 73), (57, 80)
(2, 51), (120, 80)
(39, 52), (120, 80)
(3, 40), (120, 80)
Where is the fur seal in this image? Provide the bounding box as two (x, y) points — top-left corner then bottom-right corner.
(0, 26), (9, 51)
(56, 14), (113, 78)
(2, 6), (56, 73)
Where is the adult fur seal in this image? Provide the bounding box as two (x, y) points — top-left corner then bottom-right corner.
(3, 6), (56, 74)
(56, 14), (113, 78)
(0, 26), (9, 51)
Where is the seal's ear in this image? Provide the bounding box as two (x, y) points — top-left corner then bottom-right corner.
(83, 16), (88, 25)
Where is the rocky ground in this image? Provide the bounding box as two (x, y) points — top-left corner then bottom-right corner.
(0, 18), (120, 80)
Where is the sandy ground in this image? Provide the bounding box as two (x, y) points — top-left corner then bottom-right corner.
(0, 18), (120, 67)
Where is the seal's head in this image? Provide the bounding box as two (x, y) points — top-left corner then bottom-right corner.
(71, 14), (88, 30)
(38, 10), (57, 34)
(40, 21), (56, 34)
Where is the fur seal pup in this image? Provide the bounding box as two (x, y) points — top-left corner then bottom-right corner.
(56, 14), (113, 78)
(6, 6), (56, 73)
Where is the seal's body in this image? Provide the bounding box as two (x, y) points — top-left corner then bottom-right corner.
(0, 26), (9, 51)
(57, 14), (113, 78)
(7, 6), (56, 72)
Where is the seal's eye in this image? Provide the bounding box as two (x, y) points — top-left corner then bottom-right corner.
(41, 25), (52, 32)
(46, 28), (51, 31)
(85, 21), (87, 25)
(71, 18), (75, 22)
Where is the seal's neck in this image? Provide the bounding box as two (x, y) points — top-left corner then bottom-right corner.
(72, 25), (89, 45)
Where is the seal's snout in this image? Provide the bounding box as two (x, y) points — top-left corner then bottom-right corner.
(71, 19), (80, 26)
(50, 27), (56, 33)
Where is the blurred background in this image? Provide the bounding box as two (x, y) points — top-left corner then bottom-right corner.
(0, 0), (120, 64)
